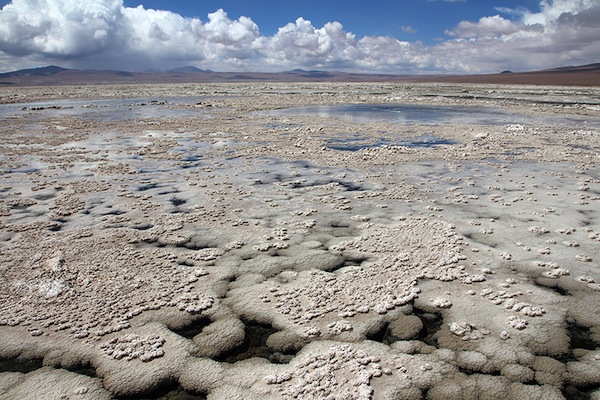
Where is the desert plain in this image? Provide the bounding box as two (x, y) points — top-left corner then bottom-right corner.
(0, 82), (599, 399)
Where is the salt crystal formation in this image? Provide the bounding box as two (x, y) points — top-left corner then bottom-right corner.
(101, 334), (166, 362)
(0, 232), (214, 339)
(479, 288), (545, 318)
(432, 297), (453, 308)
(0, 83), (599, 399)
(236, 217), (469, 340)
(266, 344), (384, 399)
(449, 321), (473, 336)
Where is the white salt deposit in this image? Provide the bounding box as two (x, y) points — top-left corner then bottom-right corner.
(0, 82), (598, 399)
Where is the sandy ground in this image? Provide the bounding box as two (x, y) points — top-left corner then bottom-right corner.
(0, 82), (599, 399)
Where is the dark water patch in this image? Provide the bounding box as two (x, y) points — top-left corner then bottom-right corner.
(170, 197), (187, 207)
(215, 319), (296, 364)
(568, 322), (598, 351)
(114, 381), (195, 400)
(158, 189), (179, 196)
(563, 385), (599, 400)
(367, 322), (391, 344)
(47, 224), (62, 232)
(0, 357), (43, 373)
(137, 182), (160, 191)
(327, 133), (457, 152)
(8, 166), (40, 174)
(336, 180), (364, 191)
(115, 385), (206, 400)
(456, 366), (502, 377)
(177, 160), (204, 170)
(1, 354), (98, 378)
(326, 136), (388, 151)
(533, 278), (572, 296)
(330, 220), (350, 228)
(555, 320), (598, 365)
(263, 103), (600, 128)
(9, 204), (34, 211)
(413, 308), (443, 347)
(169, 317), (211, 340)
(64, 360), (97, 378)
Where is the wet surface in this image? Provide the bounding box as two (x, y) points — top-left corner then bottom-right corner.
(326, 133), (457, 151)
(0, 97), (211, 122)
(263, 103), (600, 127)
(0, 82), (599, 399)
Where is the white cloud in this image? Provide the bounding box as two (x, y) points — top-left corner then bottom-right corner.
(0, 0), (598, 74)
(262, 18), (359, 69)
(116, 7), (262, 69)
(355, 36), (432, 73)
(0, 0), (124, 58)
(435, 0), (600, 72)
(445, 15), (525, 38)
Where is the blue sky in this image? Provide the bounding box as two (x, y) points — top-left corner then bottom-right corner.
(0, 0), (598, 74)
(121, 0), (541, 44)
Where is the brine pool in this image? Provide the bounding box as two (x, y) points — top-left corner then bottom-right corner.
(262, 103), (600, 127)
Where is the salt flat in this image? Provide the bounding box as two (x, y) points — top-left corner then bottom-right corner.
(0, 83), (599, 399)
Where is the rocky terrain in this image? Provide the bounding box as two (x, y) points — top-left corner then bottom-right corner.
(0, 82), (599, 399)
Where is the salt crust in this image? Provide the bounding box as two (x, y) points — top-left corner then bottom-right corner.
(100, 334), (166, 362)
(0, 230), (217, 340)
(0, 367), (111, 399)
(0, 83), (599, 398)
(230, 217), (468, 341)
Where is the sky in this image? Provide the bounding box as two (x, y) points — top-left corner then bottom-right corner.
(0, 0), (598, 74)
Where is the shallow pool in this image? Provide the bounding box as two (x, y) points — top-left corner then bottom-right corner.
(263, 103), (600, 127)
(0, 97), (211, 122)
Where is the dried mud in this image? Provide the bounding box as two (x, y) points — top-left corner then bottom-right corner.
(0, 82), (599, 399)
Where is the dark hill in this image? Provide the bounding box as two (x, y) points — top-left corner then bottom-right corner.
(1, 62), (599, 86)
(0, 65), (69, 78)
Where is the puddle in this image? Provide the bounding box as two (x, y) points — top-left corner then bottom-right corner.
(326, 133), (457, 151)
(0, 97), (212, 122)
(0, 357), (43, 374)
(215, 320), (296, 364)
(263, 103), (600, 127)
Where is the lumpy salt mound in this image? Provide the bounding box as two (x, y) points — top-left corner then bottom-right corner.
(0, 228), (215, 340)
(265, 344), (383, 399)
(230, 216), (470, 341)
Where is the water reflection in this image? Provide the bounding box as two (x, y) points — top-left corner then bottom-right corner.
(264, 103), (600, 127)
(0, 97), (211, 122)
(327, 133), (457, 151)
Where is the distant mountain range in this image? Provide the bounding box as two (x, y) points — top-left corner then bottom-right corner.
(1, 63), (599, 86)
(0, 65), (70, 77)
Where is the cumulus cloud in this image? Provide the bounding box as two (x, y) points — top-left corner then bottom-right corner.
(355, 36), (431, 73)
(445, 15), (526, 38)
(0, 0), (598, 74)
(0, 1), (263, 70)
(436, 0), (600, 72)
(263, 19), (359, 69)
(0, 0), (124, 58)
